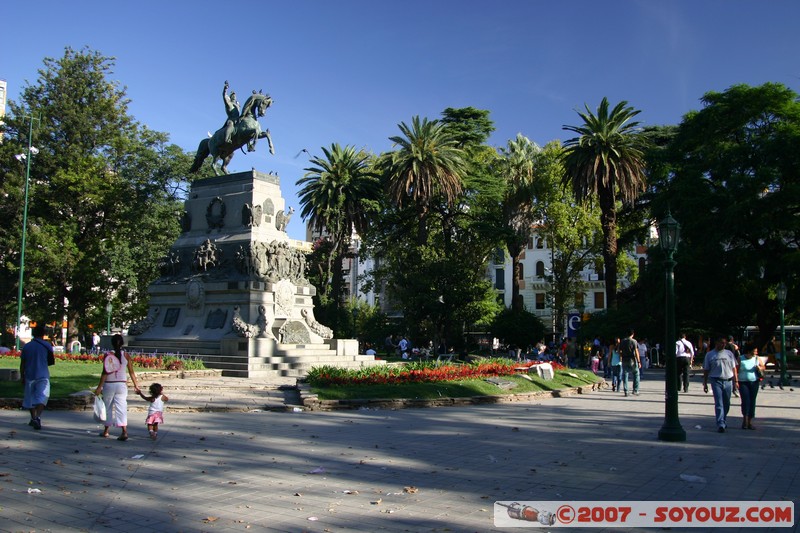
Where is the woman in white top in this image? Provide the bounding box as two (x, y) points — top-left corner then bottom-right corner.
(94, 334), (140, 441)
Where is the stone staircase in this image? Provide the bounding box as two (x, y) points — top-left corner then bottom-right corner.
(126, 339), (385, 378)
(126, 339), (220, 360)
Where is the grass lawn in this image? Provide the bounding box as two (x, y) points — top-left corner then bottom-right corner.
(0, 357), (103, 399)
(2, 356), (601, 402)
(311, 368), (599, 400)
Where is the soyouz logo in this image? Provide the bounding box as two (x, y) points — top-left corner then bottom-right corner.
(494, 501), (794, 528)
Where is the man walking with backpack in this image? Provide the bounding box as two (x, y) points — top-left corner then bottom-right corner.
(676, 333), (695, 393)
(620, 328), (642, 397)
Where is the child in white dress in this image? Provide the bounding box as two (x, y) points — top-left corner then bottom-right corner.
(137, 383), (168, 440)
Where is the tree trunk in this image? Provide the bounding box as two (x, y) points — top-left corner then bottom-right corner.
(598, 185), (618, 310)
(509, 243), (524, 312)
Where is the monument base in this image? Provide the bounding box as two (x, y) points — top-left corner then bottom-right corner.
(127, 170), (384, 377)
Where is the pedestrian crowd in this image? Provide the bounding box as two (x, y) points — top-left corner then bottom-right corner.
(584, 328), (772, 433)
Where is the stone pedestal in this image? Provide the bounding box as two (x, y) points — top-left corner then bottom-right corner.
(128, 170), (383, 377)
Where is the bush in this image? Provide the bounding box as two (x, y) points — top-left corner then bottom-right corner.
(490, 308), (546, 350)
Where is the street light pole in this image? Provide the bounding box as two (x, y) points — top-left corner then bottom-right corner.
(14, 116), (39, 351)
(777, 282), (788, 387)
(658, 212), (686, 442)
(106, 302), (113, 335)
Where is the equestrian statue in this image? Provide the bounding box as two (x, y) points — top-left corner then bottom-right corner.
(190, 81), (275, 175)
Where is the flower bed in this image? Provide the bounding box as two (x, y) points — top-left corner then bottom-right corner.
(1, 350), (204, 371)
(306, 359), (564, 387)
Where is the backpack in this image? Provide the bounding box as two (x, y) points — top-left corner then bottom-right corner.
(620, 338), (637, 363)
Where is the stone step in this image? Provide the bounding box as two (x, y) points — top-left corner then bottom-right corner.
(275, 348), (339, 357)
(282, 354), (381, 363)
(126, 339), (384, 378)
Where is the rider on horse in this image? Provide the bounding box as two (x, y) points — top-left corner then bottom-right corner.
(222, 81), (240, 146)
(190, 81), (275, 175)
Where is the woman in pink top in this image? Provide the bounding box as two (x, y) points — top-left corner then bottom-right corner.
(94, 334), (140, 441)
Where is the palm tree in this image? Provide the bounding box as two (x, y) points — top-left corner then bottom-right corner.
(499, 134), (541, 312)
(562, 97), (647, 310)
(379, 116), (467, 244)
(297, 144), (381, 305)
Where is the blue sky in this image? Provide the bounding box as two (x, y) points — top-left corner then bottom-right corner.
(2, 1), (799, 241)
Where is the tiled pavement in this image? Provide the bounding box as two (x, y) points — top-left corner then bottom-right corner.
(0, 371), (797, 532)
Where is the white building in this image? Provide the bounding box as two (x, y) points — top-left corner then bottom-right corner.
(308, 223), (650, 329)
(489, 230), (650, 334)
(305, 226), (381, 309)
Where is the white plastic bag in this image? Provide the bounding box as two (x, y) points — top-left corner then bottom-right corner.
(93, 394), (107, 424)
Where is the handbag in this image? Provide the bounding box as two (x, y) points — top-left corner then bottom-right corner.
(93, 395), (107, 424)
(754, 365), (764, 380)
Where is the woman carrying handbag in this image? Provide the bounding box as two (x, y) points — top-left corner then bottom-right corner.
(94, 334), (140, 440)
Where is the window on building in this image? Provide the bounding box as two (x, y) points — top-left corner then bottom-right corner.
(493, 249), (505, 265)
(536, 237), (544, 249)
(575, 293), (585, 308)
(527, 236), (535, 249)
(535, 261), (545, 279)
(517, 263), (524, 280)
(495, 268), (505, 290)
(535, 293), (546, 310)
(594, 291), (605, 309)
(638, 257), (646, 272)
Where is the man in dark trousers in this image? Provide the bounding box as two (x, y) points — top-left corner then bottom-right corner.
(620, 328), (642, 397)
(703, 336), (739, 433)
(676, 333), (695, 393)
(20, 323), (54, 430)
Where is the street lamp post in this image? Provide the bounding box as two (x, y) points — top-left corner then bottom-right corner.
(14, 116), (39, 351)
(658, 212), (686, 442)
(106, 302), (113, 335)
(576, 300), (586, 367)
(777, 282), (788, 386)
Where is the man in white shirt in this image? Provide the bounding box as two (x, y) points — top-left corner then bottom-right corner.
(638, 339), (649, 370)
(676, 333), (695, 393)
(398, 336), (409, 358)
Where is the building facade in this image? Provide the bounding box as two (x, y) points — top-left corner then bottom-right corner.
(308, 221), (650, 332)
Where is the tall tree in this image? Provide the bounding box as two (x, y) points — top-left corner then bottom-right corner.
(498, 134), (540, 312)
(533, 141), (603, 335)
(562, 97), (648, 310)
(365, 109), (502, 348)
(653, 83), (800, 346)
(0, 47), (190, 344)
(297, 144), (381, 329)
(378, 116), (467, 245)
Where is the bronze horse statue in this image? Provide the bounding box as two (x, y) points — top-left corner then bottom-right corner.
(190, 92), (275, 175)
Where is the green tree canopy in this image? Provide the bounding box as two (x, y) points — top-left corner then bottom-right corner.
(653, 82), (800, 346)
(297, 143), (381, 330)
(562, 97), (649, 310)
(365, 108), (503, 348)
(0, 47), (191, 344)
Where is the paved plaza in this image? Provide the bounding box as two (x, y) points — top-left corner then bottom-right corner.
(0, 371), (797, 532)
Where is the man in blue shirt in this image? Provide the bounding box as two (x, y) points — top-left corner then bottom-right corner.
(20, 323), (54, 430)
(702, 336), (739, 433)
